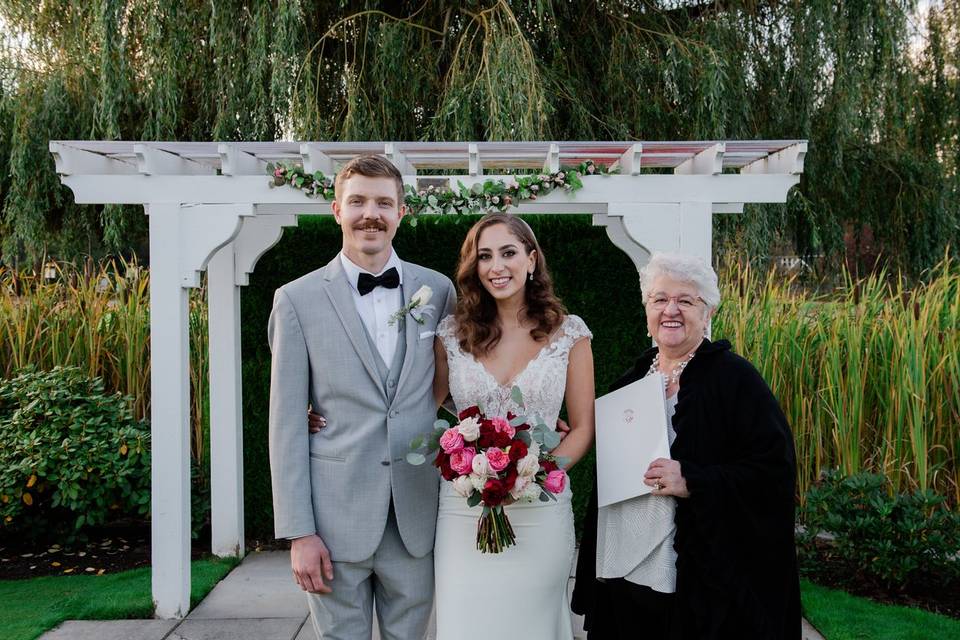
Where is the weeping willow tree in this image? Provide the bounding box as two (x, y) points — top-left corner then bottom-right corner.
(1, 0), (957, 276)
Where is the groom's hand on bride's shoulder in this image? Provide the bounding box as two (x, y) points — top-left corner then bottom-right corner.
(291, 534), (334, 594)
(307, 408), (326, 433)
(556, 418), (571, 441)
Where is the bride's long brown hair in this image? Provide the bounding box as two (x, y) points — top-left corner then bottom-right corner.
(454, 213), (566, 357)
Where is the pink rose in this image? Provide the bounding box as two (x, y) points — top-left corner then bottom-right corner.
(544, 469), (567, 494)
(486, 448), (510, 472)
(449, 447), (476, 475)
(439, 427), (465, 453)
(490, 416), (515, 439)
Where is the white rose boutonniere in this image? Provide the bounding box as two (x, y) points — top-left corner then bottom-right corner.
(389, 284), (435, 326)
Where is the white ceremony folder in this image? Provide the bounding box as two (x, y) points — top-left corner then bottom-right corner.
(594, 374), (671, 507)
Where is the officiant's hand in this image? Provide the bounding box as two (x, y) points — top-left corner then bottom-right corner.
(556, 418), (571, 441)
(644, 458), (690, 498)
(308, 409), (326, 433)
(291, 534), (334, 594)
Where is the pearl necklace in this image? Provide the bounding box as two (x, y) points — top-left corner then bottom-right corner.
(646, 349), (697, 389)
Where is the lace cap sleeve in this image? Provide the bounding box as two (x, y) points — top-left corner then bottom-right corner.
(562, 314), (593, 344)
(436, 315), (459, 351)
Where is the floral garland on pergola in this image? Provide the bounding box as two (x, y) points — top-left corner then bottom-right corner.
(267, 160), (616, 225)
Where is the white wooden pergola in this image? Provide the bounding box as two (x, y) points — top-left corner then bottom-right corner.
(49, 139), (806, 618)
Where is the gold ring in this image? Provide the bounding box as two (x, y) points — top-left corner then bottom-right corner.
(654, 481), (663, 491)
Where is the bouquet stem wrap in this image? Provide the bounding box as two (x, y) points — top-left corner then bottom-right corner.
(477, 505), (516, 554)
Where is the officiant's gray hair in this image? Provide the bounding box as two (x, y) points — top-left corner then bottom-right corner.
(639, 252), (721, 311)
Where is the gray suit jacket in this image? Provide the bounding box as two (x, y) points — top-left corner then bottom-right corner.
(268, 255), (456, 562)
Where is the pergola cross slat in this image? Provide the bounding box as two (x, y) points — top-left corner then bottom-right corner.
(50, 139), (806, 618)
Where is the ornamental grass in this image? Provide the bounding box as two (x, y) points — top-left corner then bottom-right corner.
(0, 259), (210, 469)
(713, 254), (959, 504)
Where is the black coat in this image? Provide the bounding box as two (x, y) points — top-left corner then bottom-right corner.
(573, 339), (801, 640)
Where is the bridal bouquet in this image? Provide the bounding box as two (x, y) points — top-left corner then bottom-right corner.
(407, 388), (568, 553)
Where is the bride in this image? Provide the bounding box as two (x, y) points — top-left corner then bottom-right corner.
(432, 213), (595, 639)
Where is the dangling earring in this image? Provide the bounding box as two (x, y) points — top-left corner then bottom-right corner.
(646, 330), (651, 337)
(528, 271), (534, 282)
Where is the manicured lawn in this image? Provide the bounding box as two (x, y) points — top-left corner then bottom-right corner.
(802, 579), (960, 639)
(0, 557), (238, 640)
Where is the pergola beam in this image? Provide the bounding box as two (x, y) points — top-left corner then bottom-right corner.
(740, 141), (807, 175)
(136, 144), (214, 176)
(59, 174), (800, 206)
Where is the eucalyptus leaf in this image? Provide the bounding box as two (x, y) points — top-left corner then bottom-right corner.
(434, 419), (450, 431)
(510, 385), (525, 408)
(542, 430), (561, 450)
(467, 492), (482, 507)
(406, 452), (426, 465)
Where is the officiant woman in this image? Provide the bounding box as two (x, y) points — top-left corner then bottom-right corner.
(572, 252), (801, 640)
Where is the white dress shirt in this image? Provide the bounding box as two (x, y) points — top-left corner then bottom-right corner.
(339, 250), (404, 367)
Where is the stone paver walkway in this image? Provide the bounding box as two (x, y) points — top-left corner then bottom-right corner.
(39, 550), (825, 639)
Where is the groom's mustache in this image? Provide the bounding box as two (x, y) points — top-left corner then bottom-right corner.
(353, 221), (387, 231)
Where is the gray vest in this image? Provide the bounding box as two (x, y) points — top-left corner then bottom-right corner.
(360, 305), (406, 405)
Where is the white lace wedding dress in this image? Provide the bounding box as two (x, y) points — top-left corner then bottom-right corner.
(433, 314), (592, 640)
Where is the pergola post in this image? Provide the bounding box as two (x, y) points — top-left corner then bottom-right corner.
(147, 203), (193, 618)
(147, 202), (250, 617)
(208, 213), (298, 558)
(207, 246), (245, 558)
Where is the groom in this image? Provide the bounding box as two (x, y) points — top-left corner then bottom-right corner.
(268, 154), (456, 639)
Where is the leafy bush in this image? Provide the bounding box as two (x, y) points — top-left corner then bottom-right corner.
(798, 471), (960, 588)
(0, 366), (150, 536)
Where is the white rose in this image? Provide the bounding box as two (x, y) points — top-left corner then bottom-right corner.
(521, 481), (543, 503)
(469, 473), (485, 492)
(471, 452), (490, 478)
(509, 476), (531, 501)
(517, 453), (540, 478)
(452, 475), (474, 498)
(457, 416), (481, 442)
(411, 285), (433, 307)
(516, 480), (543, 502)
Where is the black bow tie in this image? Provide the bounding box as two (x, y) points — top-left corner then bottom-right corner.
(357, 267), (400, 296)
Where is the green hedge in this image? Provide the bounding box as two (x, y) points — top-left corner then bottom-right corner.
(240, 215), (646, 538)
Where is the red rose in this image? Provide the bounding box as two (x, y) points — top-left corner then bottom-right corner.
(503, 467), (519, 492)
(478, 421), (498, 448)
(482, 478), (507, 506)
(494, 431), (512, 448)
(458, 405), (481, 421)
(508, 440), (528, 462)
(434, 449), (457, 481)
(540, 459), (559, 474)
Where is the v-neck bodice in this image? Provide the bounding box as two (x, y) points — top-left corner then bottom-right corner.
(437, 315), (592, 427)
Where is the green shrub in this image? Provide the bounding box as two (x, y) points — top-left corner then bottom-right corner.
(798, 471), (960, 588)
(0, 366), (150, 537)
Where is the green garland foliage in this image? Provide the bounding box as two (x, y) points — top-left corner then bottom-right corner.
(1, 1), (958, 278)
(267, 159), (613, 222)
(239, 215), (646, 537)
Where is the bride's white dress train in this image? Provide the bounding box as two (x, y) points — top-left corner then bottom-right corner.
(433, 314), (592, 640)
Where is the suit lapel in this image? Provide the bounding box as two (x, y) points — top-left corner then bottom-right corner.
(322, 258), (388, 403)
(393, 263), (422, 400)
